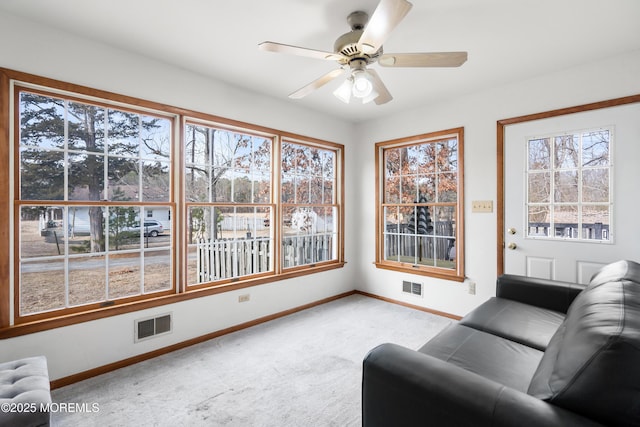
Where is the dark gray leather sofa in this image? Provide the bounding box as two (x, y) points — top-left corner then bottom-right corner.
(362, 260), (640, 427)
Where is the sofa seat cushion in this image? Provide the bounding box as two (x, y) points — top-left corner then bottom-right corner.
(527, 260), (640, 427)
(459, 297), (565, 351)
(419, 324), (544, 393)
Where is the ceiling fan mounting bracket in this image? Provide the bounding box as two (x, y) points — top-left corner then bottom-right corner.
(334, 31), (381, 64)
(346, 11), (368, 31)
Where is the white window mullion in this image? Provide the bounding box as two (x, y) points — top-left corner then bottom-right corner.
(140, 207), (145, 295)
(63, 100), (70, 308)
(103, 108), (110, 300)
(549, 140), (556, 238)
(138, 117), (145, 293)
(103, 107), (109, 202)
(138, 115), (144, 203)
(273, 137), (281, 274)
(250, 137), (256, 203)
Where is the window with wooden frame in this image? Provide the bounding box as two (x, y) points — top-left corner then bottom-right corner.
(183, 122), (344, 288)
(375, 128), (465, 281)
(0, 69), (345, 331)
(184, 121), (274, 287)
(281, 139), (340, 270)
(15, 86), (176, 321)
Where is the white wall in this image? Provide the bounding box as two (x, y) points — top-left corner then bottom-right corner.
(0, 12), (357, 380)
(354, 49), (640, 317)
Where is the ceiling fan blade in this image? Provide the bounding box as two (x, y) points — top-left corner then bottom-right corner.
(366, 69), (393, 105)
(379, 52), (468, 67)
(259, 41), (346, 61)
(358, 0), (413, 55)
(289, 68), (346, 99)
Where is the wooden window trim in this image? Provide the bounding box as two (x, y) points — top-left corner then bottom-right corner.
(280, 138), (342, 271)
(0, 67), (345, 337)
(183, 119), (277, 287)
(375, 127), (465, 282)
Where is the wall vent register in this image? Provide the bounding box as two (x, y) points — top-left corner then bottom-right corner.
(135, 313), (172, 342)
(402, 280), (423, 297)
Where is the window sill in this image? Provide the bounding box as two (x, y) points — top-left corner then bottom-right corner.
(0, 261), (346, 339)
(374, 261), (464, 283)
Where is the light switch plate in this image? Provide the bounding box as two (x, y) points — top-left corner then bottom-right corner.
(472, 200), (493, 213)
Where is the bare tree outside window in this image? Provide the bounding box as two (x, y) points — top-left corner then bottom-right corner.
(526, 128), (611, 240)
(281, 141), (338, 269)
(185, 123), (273, 285)
(6, 71), (344, 327)
(18, 91), (173, 316)
(376, 128), (464, 281)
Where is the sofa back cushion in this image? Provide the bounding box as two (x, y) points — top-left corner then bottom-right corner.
(527, 260), (640, 426)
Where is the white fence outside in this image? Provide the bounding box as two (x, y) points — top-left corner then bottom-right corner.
(196, 233), (335, 281)
(385, 221), (455, 260)
(282, 233), (334, 268)
(196, 237), (271, 282)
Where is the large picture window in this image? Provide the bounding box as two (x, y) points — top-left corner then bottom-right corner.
(375, 128), (464, 281)
(17, 89), (175, 320)
(2, 70), (344, 330)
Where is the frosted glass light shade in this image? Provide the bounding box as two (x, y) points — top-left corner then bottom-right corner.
(333, 78), (353, 103)
(351, 71), (373, 98)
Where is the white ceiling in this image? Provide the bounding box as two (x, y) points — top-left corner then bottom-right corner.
(1, 0), (639, 123)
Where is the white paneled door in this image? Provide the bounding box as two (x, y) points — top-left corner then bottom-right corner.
(503, 102), (640, 283)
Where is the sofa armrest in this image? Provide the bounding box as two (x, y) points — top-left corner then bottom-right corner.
(362, 343), (603, 427)
(496, 274), (586, 313)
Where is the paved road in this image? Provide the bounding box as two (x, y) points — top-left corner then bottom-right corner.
(21, 245), (171, 273)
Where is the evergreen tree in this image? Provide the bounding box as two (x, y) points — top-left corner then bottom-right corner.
(19, 92), (164, 253)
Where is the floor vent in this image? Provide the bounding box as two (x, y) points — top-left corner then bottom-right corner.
(135, 313), (172, 342)
(402, 280), (423, 297)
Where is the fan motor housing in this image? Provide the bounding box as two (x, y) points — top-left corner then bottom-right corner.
(334, 30), (362, 57)
(333, 10), (382, 64)
(334, 30), (382, 64)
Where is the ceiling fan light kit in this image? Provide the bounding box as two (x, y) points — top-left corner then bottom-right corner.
(333, 72), (380, 105)
(258, 0), (467, 106)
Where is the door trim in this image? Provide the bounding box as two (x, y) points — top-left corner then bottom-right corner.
(496, 94), (640, 275)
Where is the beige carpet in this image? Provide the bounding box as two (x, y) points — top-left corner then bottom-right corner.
(51, 294), (452, 426)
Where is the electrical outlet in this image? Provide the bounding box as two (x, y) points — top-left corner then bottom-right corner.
(238, 294), (250, 303)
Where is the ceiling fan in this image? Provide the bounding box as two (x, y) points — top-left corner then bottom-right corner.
(258, 0), (467, 105)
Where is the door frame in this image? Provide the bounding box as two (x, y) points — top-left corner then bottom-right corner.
(496, 94), (640, 275)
